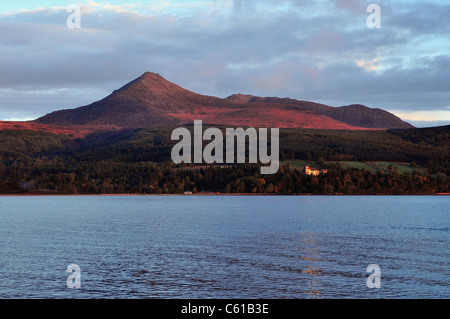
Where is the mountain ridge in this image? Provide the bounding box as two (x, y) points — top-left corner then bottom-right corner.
(34, 72), (413, 130)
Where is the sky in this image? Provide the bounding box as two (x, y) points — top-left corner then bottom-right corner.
(0, 0), (449, 127)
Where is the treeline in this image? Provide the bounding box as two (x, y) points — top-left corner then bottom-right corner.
(0, 158), (448, 195)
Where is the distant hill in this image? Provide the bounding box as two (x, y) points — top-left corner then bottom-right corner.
(34, 72), (413, 130)
(324, 104), (413, 129)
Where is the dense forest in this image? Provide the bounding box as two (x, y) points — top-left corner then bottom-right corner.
(0, 125), (448, 195)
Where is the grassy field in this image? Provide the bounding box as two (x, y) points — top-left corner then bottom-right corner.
(333, 161), (426, 174)
(282, 159), (427, 174)
(331, 161), (378, 172)
(280, 159), (315, 170)
(371, 161), (425, 174)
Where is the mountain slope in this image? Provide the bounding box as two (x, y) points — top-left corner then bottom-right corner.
(225, 95), (413, 129)
(36, 72), (228, 127)
(324, 104), (413, 129)
(35, 72), (413, 130)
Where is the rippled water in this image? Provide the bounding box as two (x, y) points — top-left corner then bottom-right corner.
(0, 195), (448, 299)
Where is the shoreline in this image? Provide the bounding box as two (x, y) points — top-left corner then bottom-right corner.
(0, 193), (448, 197)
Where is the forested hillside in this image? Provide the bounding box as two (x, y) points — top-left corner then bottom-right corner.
(0, 125), (448, 195)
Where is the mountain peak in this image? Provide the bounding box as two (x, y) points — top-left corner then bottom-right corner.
(139, 71), (164, 81)
(142, 71), (160, 76)
(113, 71), (184, 96)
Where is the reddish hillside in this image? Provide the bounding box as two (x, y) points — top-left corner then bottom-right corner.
(166, 106), (379, 129)
(225, 94), (413, 129)
(0, 121), (113, 138)
(31, 72), (413, 130)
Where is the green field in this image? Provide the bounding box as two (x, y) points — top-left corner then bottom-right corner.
(280, 159), (314, 170)
(333, 161), (426, 174)
(281, 159), (427, 175)
(332, 161), (378, 172)
(371, 161), (425, 174)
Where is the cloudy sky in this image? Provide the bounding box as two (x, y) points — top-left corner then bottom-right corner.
(0, 0), (449, 127)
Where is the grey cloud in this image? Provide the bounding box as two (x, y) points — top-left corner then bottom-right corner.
(0, 87), (107, 119)
(335, 0), (368, 14)
(386, 2), (450, 35)
(301, 55), (450, 110)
